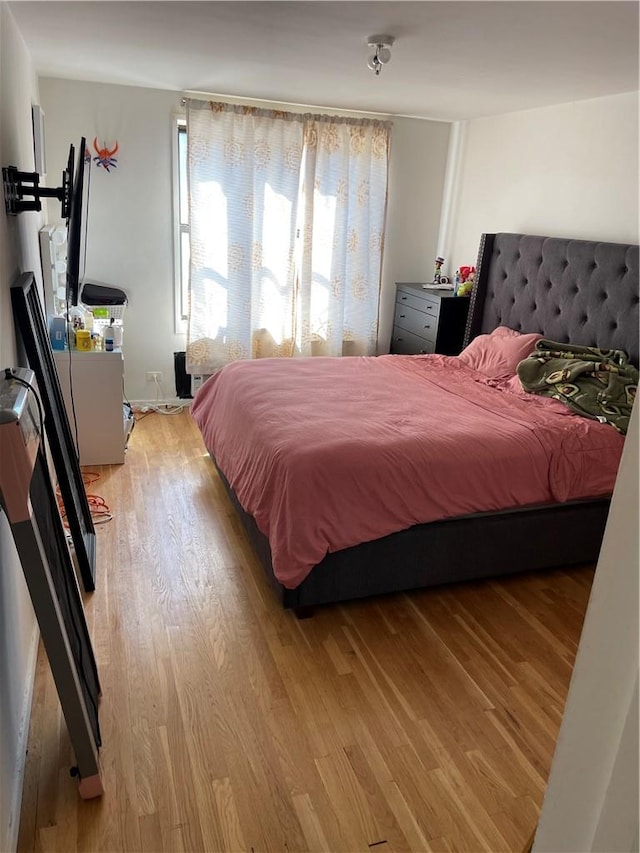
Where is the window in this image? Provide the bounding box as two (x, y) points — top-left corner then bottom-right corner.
(180, 101), (391, 371)
(173, 119), (189, 329)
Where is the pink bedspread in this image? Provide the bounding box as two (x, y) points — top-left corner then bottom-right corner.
(191, 355), (624, 589)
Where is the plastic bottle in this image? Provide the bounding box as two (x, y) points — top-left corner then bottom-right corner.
(103, 321), (115, 352)
(69, 304), (91, 331)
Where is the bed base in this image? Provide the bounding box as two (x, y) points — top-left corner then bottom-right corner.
(216, 462), (609, 613)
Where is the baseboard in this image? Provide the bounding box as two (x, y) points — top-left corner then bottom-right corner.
(5, 623), (40, 853)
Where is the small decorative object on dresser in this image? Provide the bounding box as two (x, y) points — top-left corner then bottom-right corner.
(390, 282), (470, 355)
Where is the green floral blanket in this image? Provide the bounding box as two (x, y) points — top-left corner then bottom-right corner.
(516, 340), (638, 434)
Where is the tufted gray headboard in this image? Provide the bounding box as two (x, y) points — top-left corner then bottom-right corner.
(464, 233), (639, 366)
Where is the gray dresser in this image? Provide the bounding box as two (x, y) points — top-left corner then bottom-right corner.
(390, 283), (470, 355)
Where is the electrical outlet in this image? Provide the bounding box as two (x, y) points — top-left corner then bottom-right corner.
(146, 371), (162, 382)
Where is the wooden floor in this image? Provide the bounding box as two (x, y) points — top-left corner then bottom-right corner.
(18, 410), (594, 853)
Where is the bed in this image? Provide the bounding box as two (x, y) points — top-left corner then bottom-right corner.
(191, 232), (639, 614)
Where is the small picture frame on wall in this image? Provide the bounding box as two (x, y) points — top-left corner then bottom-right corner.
(32, 104), (46, 176)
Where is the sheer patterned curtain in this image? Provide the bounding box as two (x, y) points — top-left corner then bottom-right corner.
(186, 99), (391, 373)
(297, 117), (391, 356)
(186, 100), (304, 374)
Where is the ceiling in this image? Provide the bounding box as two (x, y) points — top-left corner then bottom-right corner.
(9, 1), (640, 121)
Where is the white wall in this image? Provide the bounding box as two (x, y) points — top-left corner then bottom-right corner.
(534, 402), (639, 852)
(39, 79), (184, 403)
(0, 4), (44, 850)
(381, 116), (450, 348)
(39, 78), (451, 399)
(447, 91), (639, 268)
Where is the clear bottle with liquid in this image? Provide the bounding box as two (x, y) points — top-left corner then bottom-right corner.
(103, 320), (115, 352)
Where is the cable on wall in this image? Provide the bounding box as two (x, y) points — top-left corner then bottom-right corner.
(148, 374), (184, 415)
(64, 144), (93, 462)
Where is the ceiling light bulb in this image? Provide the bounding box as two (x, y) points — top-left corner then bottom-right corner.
(365, 35), (394, 75)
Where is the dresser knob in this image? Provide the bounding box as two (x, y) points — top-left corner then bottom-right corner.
(424, 324), (431, 329)
(401, 296), (407, 300)
(399, 314), (406, 318)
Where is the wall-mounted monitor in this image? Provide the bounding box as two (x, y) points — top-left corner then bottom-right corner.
(3, 136), (91, 308)
(65, 137), (89, 307)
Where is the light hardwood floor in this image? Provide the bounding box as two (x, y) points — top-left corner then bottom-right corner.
(18, 410), (594, 853)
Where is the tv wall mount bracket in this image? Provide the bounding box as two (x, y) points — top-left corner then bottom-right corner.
(2, 165), (70, 216)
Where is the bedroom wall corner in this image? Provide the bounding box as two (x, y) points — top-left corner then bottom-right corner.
(446, 91), (640, 270)
(435, 120), (466, 263)
(378, 117), (451, 352)
(0, 3), (45, 850)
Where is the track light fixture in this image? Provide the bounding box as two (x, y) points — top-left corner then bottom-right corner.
(367, 35), (395, 76)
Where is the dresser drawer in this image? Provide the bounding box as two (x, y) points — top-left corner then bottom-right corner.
(393, 302), (438, 343)
(390, 327), (436, 355)
(395, 289), (440, 318)
(391, 283), (470, 356)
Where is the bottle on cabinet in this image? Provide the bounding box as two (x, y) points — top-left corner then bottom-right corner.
(103, 321), (115, 352)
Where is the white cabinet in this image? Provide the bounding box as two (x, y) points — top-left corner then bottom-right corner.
(52, 349), (132, 465)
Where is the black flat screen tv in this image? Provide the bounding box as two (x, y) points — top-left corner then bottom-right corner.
(65, 137), (89, 307)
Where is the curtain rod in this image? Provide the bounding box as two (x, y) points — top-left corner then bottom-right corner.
(179, 92), (407, 120)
